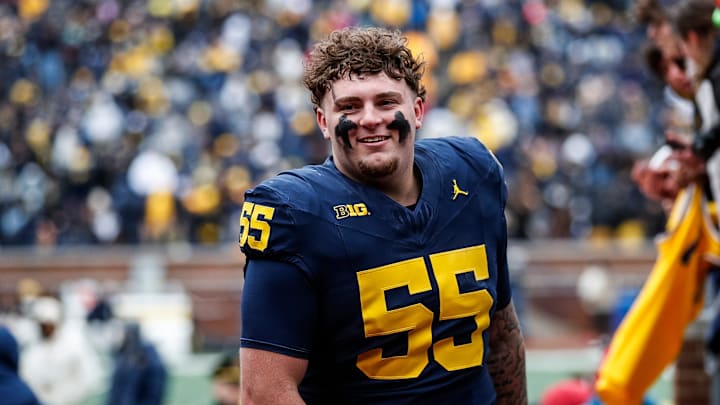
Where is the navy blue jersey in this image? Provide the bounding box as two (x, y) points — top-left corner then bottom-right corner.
(240, 136), (511, 404)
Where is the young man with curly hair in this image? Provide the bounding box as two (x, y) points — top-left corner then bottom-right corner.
(238, 26), (527, 405)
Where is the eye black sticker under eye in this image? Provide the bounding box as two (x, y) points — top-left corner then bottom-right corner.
(336, 115), (358, 149)
(388, 111), (411, 143)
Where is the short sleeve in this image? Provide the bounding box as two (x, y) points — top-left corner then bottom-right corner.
(240, 259), (318, 358)
(239, 178), (310, 269)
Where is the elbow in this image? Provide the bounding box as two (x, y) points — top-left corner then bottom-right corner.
(241, 385), (260, 405)
(241, 382), (304, 405)
(240, 384), (277, 405)
(240, 388), (262, 405)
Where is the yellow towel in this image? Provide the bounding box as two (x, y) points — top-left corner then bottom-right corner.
(596, 184), (719, 404)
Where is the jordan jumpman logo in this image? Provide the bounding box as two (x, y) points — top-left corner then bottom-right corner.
(452, 179), (469, 200)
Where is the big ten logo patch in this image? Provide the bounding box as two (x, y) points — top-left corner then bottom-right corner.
(334, 203), (371, 219)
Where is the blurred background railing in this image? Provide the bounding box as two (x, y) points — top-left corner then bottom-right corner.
(0, 239), (658, 351)
(1, 240), (668, 403)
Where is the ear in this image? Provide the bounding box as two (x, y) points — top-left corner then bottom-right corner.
(413, 97), (425, 130)
(316, 108), (331, 140)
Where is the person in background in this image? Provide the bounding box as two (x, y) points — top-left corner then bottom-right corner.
(0, 326), (41, 405)
(631, 0), (699, 212)
(635, 4), (720, 404)
(212, 352), (240, 405)
(635, 0), (682, 57)
(539, 375), (594, 405)
(239, 26), (526, 404)
(20, 296), (102, 405)
(106, 321), (166, 405)
(666, 0), (720, 190)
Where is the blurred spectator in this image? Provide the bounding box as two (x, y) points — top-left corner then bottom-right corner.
(576, 265), (617, 336)
(106, 321), (166, 405)
(20, 296), (102, 405)
(667, 2), (720, 404)
(635, 0), (685, 60)
(0, 278), (44, 349)
(642, 41), (695, 101)
(539, 375), (593, 405)
(669, 0), (720, 193)
(86, 293), (114, 323)
(0, 325), (41, 405)
(0, 0), (675, 244)
(629, 0), (698, 214)
(211, 352), (240, 405)
(85, 290), (124, 354)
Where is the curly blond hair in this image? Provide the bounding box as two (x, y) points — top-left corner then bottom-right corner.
(302, 26), (426, 109)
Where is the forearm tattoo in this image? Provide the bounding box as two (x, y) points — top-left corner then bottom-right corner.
(486, 303), (527, 405)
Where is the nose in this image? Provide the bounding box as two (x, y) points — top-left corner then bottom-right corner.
(357, 105), (383, 128)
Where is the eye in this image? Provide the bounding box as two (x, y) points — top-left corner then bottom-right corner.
(379, 99), (397, 107)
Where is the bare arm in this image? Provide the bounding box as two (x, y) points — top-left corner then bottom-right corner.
(240, 348), (308, 405)
(486, 301), (527, 405)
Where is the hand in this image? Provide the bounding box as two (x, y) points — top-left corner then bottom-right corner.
(665, 131), (706, 186)
(631, 159), (679, 203)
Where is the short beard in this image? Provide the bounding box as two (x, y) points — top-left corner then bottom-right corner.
(358, 155), (398, 179)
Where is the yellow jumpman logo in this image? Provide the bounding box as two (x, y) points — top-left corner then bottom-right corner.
(452, 179), (468, 200)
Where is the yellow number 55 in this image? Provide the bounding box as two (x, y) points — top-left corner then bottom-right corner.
(356, 245), (494, 380)
(239, 202), (275, 251)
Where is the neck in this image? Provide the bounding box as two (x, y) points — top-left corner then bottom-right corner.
(373, 163), (421, 206)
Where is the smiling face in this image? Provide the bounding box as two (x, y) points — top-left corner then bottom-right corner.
(316, 72), (424, 186)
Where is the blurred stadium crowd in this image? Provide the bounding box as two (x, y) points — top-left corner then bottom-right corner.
(0, 0), (672, 246)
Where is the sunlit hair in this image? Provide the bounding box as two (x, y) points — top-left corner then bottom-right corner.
(302, 26), (426, 110)
(672, 0), (715, 39)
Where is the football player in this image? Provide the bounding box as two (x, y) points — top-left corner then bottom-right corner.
(239, 26), (527, 405)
